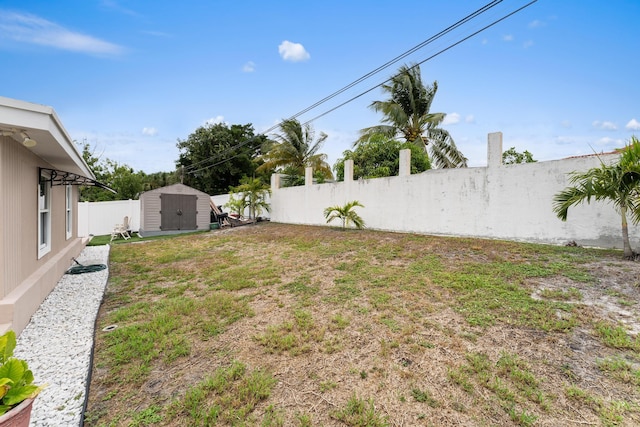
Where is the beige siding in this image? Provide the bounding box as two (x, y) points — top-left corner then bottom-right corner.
(0, 135), (84, 334)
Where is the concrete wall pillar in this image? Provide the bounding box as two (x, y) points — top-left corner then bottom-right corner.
(487, 132), (503, 168)
(399, 149), (411, 176)
(344, 159), (354, 182)
(305, 167), (313, 186)
(270, 173), (281, 190)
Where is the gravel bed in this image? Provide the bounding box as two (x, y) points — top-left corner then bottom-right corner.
(14, 245), (110, 427)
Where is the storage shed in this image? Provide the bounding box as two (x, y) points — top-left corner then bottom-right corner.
(139, 183), (211, 236)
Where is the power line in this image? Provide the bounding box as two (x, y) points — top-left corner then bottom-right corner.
(303, 0), (538, 125)
(184, 1), (507, 174)
(185, 0), (536, 175)
(283, 0), (505, 122)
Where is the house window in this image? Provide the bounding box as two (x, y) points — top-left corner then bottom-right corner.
(65, 185), (73, 239)
(38, 173), (51, 258)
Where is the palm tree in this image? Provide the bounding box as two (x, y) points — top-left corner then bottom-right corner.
(553, 136), (640, 258)
(229, 176), (271, 220)
(258, 119), (333, 182)
(359, 63), (467, 168)
(324, 201), (365, 230)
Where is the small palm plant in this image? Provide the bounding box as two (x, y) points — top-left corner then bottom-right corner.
(553, 136), (640, 258)
(228, 177), (271, 220)
(324, 201), (365, 230)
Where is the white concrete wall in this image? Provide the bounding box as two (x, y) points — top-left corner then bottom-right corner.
(212, 194), (271, 219)
(270, 133), (639, 250)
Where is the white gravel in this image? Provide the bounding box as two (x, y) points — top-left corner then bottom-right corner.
(14, 245), (110, 427)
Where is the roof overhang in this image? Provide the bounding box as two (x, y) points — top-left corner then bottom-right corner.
(0, 96), (94, 178)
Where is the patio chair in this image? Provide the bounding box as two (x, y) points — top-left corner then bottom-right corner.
(110, 216), (131, 241)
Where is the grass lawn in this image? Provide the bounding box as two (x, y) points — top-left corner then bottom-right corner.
(84, 222), (640, 426)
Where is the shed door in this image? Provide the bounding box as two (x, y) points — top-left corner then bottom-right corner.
(160, 194), (198, 230)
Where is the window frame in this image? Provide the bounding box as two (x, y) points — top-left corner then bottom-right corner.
(65, 184), (73, 240)
(38, 172), (52, 259)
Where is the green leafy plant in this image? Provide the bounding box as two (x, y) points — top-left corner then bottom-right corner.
(324, 200), (365, 229)
(0, 330), (45, 416)
(228, 176), (271, 219)
(553, 136), (640, 258)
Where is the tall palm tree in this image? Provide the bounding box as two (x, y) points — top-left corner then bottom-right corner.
(359, 64), (467, 168)
(324, 200), (365, 229)
(553, 136), (640, 258)
(258, 118), (333, 180)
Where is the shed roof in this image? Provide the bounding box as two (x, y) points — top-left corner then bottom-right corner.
(140, 183), (210, 197)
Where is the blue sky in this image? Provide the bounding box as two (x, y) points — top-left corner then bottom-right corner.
(1, 0), (639, 173)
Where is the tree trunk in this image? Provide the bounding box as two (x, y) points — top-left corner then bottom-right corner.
(620, 206), (633, 258)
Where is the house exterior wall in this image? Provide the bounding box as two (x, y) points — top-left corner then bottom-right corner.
(270, 133), (638, 250)
(0, 135), (85, 335)
(139, 183), (211, 236)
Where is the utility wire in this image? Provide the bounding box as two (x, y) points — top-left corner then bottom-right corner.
(282, 0), (505, 122)
(184, 0), (506, 174)
(186, 0), (535, 175)
(303, 0), (538, 125)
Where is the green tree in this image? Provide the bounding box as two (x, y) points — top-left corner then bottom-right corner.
(553, 136), (640, 258)
(324, 201), (365, 230)
(258, 119), (333, 185)
(79, 143), (144, 201)
(503, 147), (536, 164)
(107, 161), (144, 200)
(176, 123), (268, 195)
(140, 171), (179, 192)
(228, 177), (271, 219)
(334, 133), (430, 181)
(359, 63), (467, 168)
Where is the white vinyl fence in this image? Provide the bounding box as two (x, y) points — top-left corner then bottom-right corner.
(78, 199), (140, 237)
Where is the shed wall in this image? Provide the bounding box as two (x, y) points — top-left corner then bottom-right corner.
(139, 183), (210, 235)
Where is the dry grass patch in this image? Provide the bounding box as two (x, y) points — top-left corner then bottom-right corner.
(85, 223), (640, 426)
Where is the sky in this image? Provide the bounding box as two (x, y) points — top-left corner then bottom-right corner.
(1, 0), (639, 174)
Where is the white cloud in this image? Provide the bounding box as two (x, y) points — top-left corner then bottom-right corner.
(242, 61), (256, 72)
(528, 20), (544, 29)
(0, 11), (125, 55)
(592, 120), (617, 130)
(625, 118), (640, 130)
(142, 127), (158, 136)
(502, 34), (514, 42)
(442, 112), (460, 125)
(560, 120), (572, 128)
(278, 40), (310, 62)
(101, 0), (139, 17)
(205, 116), (225, 126)
(595, 137), (622, 147)
(555, 136), (576, 145)
(465, 115), (475, 124)
(523, 40), (534, 48)
(141, 30), (171, 38)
